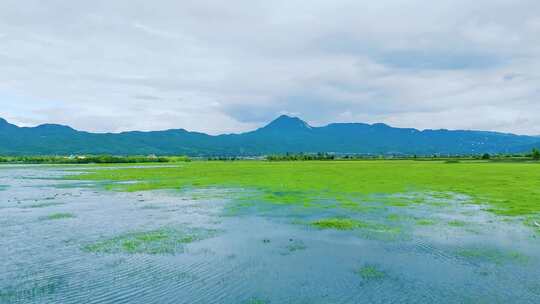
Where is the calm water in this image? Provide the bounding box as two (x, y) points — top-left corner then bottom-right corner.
(1, 165), (540, 303)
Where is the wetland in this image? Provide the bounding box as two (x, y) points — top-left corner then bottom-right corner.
(1, 161), (540, 303)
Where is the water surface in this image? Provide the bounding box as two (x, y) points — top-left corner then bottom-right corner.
(1, 166), (540, 303)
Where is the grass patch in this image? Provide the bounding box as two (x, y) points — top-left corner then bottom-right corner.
(312, 218), (361, 230)
(356, 264), (386, 280)
(311, 217), (401, 239)
(386, 214), (403, 221)
(83, 227), (219, 255)
(41, 213), (75, 220)
(67, 160), (540, 216)
(416, 219), (436, 226)
(448, 220), (467, 227)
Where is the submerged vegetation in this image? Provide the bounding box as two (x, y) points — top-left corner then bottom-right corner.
(23, 202), (65, 209)
(2, 163), (539, 303)
(41, 213), (75, 220)
(448, 220), (468, 227)
(69, 160), (540, 216)
(416, 219), (436, 226)
(457, 247), (528, 265)
(83, 227), (220, 255)
(356, 265), (387, 281)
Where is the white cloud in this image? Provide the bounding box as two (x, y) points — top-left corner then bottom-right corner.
(0, 0), (539, 134)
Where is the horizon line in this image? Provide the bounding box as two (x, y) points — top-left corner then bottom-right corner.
(0, 115), (532, 138)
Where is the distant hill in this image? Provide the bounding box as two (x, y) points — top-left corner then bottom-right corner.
(0, 115), (538, 156)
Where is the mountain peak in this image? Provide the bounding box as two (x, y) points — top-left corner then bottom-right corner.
(34, 123), (75, 132)
(263, 115), (311, 131)
(0, 117), (16, 129)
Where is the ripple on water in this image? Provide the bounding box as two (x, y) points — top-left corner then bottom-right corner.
(2, 167), (540, 303)
(83, 226), (221, 255)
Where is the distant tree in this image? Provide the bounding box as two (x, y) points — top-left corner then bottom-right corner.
(481, 153), (491, 160)
(532, 148), (540, 160)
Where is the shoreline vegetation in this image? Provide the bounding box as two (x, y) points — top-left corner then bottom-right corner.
(0, 148), (539, 164)
(61, 158), (540, 217)
(0, 155), (190, 164)
(2, 150), (539, 218)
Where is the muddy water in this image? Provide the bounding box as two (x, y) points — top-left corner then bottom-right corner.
(1, 165), (540, 303)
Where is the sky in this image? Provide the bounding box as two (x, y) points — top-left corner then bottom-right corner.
(1, 0), (539, 135)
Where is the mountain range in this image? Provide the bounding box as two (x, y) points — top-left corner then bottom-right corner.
(0, 115), (538, 156)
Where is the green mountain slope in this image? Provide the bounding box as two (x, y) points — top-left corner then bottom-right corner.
(0, 116), (537, 155)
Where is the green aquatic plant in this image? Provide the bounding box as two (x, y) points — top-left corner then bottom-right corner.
(23, 202), (65, 209)
(67, 160), (540, 216)
(356, 264), (386, 280)
(41, 212), (75, 220)
(416, 219), (436, 226)
(448, 220), (467, 227)
(0, 277), (66, 302)
(457, 247), (528, 265)
(83, 227), (220, 255)
(311, 218), (401, 239)
(386, 214), (400, 221)
(311, 218), (362, 230)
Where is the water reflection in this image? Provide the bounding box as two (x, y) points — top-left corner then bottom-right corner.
(0, 166), (539, 303)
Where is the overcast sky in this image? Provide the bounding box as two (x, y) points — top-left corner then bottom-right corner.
(1, 1), (539, 135)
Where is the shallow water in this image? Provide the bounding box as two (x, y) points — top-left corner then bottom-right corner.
(1, 166), (540, 303)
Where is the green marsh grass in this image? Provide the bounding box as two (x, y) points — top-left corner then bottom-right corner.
(68, 160), (540, 216)
(416, 219), (436, 226)
(448, 220), (468, 227)
(83, 227), (219, 255)
(41, 213), (75, 220)
(311, 218), (401, 239)
(311, 218), (361, 230)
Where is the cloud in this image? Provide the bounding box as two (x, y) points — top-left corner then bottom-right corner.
(0, 0), (539, 134)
